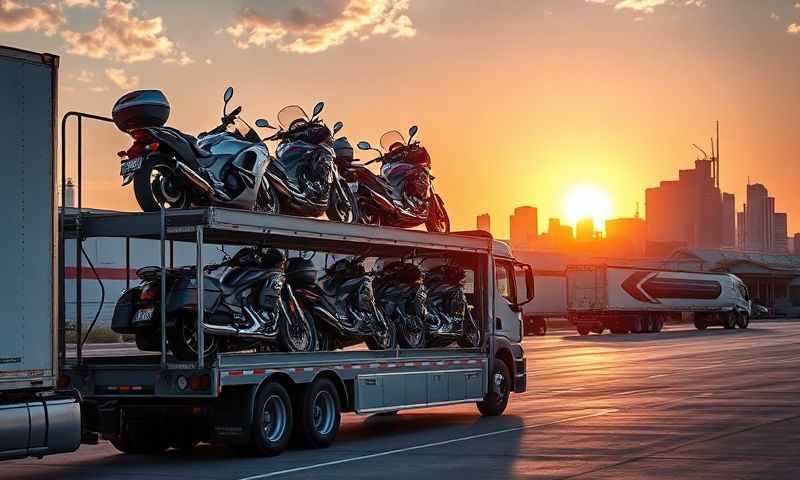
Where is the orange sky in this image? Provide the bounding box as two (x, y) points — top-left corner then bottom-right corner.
(4, 0), (799, 238)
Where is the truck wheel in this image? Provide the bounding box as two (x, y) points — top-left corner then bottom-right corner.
(609, 326), (626, 334)
(736, 312), (750, 329)
(477, 359), (511, 416)
(629, 318), (644, 333)
(694, 316), (707, 330)
(723, 312), (737, 329)
(534, 319), (547, 336)
(249, 382), (293, 457)
(577, 326), (590, 336)
(292, 377), (341, 449)
(654, 319), (664, 332)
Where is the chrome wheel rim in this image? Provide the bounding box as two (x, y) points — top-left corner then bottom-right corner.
(150, 164), (186, 207)
(493, 371), (508, 401)
(181, 320), (215, 355)
(262, 394), (287, 443)
(312, 390), (336, 436)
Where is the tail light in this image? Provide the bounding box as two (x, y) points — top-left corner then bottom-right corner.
(177, 374), (211, 391)
(56, 374), (71, 388)
(139, 285), (158, 302)
(124, 129), (157, 159)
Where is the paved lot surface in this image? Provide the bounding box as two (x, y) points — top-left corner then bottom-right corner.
(5, 321), (800, 479)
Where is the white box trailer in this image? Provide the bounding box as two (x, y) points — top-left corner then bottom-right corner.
(0, 46), (81, 460)
(566, 265), (752, 335)
(521, 270), (566, 336)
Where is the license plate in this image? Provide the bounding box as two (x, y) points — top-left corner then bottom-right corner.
(120, 156), (143, 175)
(133, 307), (154, 323)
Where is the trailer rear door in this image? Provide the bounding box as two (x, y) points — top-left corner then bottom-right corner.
(566, 266), (607, 311)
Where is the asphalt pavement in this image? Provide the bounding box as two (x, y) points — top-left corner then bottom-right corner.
(5, 320), (799, 479)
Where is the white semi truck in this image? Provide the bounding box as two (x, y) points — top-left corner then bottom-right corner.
(0, 46), (81, 460)
(566, 264), (752, 335)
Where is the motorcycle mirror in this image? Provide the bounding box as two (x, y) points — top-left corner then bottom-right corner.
(223, 86), (234, 103)
(408, 125), (418, 143)
(312, 101), (324, 118)
(255, 118), (271, 128)
(357, 141), (372, 150)
(333, 121), (343, 134)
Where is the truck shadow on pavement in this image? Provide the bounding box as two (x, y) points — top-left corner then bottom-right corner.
(562, 327), (774, 343)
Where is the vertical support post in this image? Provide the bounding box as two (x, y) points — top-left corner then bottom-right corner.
(170, 240), (175, 268)
(75, 115), (83, 364)
(125, 236), (131, 290)
(196, 226), (205, 368)
(160, 207), (167, 368)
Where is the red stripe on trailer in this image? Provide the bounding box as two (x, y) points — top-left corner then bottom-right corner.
(64, 266), (137, 280)
(253, 368), (266, 375)
(228, 371), (244, 377)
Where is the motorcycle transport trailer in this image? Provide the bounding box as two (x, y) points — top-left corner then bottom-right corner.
(61, 207), (532, 455)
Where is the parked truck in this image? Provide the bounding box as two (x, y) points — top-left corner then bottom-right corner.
(0, 46), (81, 460)
(566, 264), (751, 335)
(61, 208), (533, 456)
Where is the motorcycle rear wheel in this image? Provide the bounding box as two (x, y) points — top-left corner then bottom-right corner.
(456, 311), (481, 348)
(167, 313), (219, 361)
(425, 196), (450, 233)
(133, 155), (191, 212)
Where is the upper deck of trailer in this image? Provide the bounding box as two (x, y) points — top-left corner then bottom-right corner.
(61, 207), (493, 256)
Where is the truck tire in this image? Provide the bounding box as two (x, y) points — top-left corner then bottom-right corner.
(736, 311), (750, 329)
(694, 319), (708, 330)
(534, 320), (547, 336)
(249, 382), (293, 456)
(477, 359), (510, 417)
(577, 326), (590, 336)
(723, 312), (737, 329)
(292, 377), (341, 449)
(629, 318), (644, 333)
(653, 318), (664, 332)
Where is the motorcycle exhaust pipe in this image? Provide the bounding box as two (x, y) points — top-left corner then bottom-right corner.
(200, 305), (278, 339)
(176, 162), (214, 196)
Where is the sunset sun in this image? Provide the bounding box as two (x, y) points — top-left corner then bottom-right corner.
(564, 185), (613, 230)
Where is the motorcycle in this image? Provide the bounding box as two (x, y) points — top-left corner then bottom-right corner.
(372, 260), (428, 349)
(423, 263), (481, 348)
(262, 103), (357, 222)
(285, 255), (395, 351)
(113, 86), (279, 213)
(335, 125), (449, 232)
(111, 246), (315, 361)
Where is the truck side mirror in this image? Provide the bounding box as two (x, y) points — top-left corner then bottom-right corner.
(515, 263), (535, 307)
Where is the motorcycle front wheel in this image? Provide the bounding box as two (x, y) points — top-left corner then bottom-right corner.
(133, 155), (191, 212)
(425, 195), (450, 233)
(277, 291), (316, 352)
(365, 309), (397, 350)
(397, 311), (427, 349)
(327, 179), (359, 223)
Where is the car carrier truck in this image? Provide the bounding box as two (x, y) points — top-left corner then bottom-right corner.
(566, 264), (751, 335)
(0, 46), (81, 460)
(60, 207), (533, 455)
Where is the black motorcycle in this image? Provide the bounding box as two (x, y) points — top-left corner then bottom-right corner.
(424, 264), (481, 348)
(262, 104), (357, 222)
(114, 87), (279, 213)
(373, 260), (428, 349)
(335, 126), (449, 232)
(285, 256), (395, 351)
(111, 247), (315, 361)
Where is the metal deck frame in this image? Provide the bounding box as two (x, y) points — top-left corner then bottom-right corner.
(61, 206), (494, 370)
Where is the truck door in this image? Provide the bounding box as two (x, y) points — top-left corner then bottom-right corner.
(494, 259), (522, 342)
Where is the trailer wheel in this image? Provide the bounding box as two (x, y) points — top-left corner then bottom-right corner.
(653, 318), (664, 332)
(629, 318), (644, 333)
(292, 377), (341, 449)
(477, 359), (510, 416)
(577, 326), (590, 336)
(694, 316), (708, 330)
(249, 382), (293, 457)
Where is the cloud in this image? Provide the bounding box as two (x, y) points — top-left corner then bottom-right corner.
(585, 0), (704, 14)
(770, 12), (779, 21)
(0, 0), (64, 35)
(68, 69), (95, 83)
(63, 0), (98, 7)
(789, 23), (800, 34)
(225, 0), (416, 54)
(105, 67), (139, 89)
(61, 0), (191, 64)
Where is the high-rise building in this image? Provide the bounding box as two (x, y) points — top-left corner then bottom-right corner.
(793, 233), (800, 256)
(645, 159), (729, 256)
(575, 217), (595, 241)
(739, 183), (785, 252)
(737, 210), (746, 249)
(476, 213), (491, 233)
(509, 206), (537, 251)
(721, 192), (736, 247)
(606, 217), (647, 257)
(773, 213), (788, 253)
